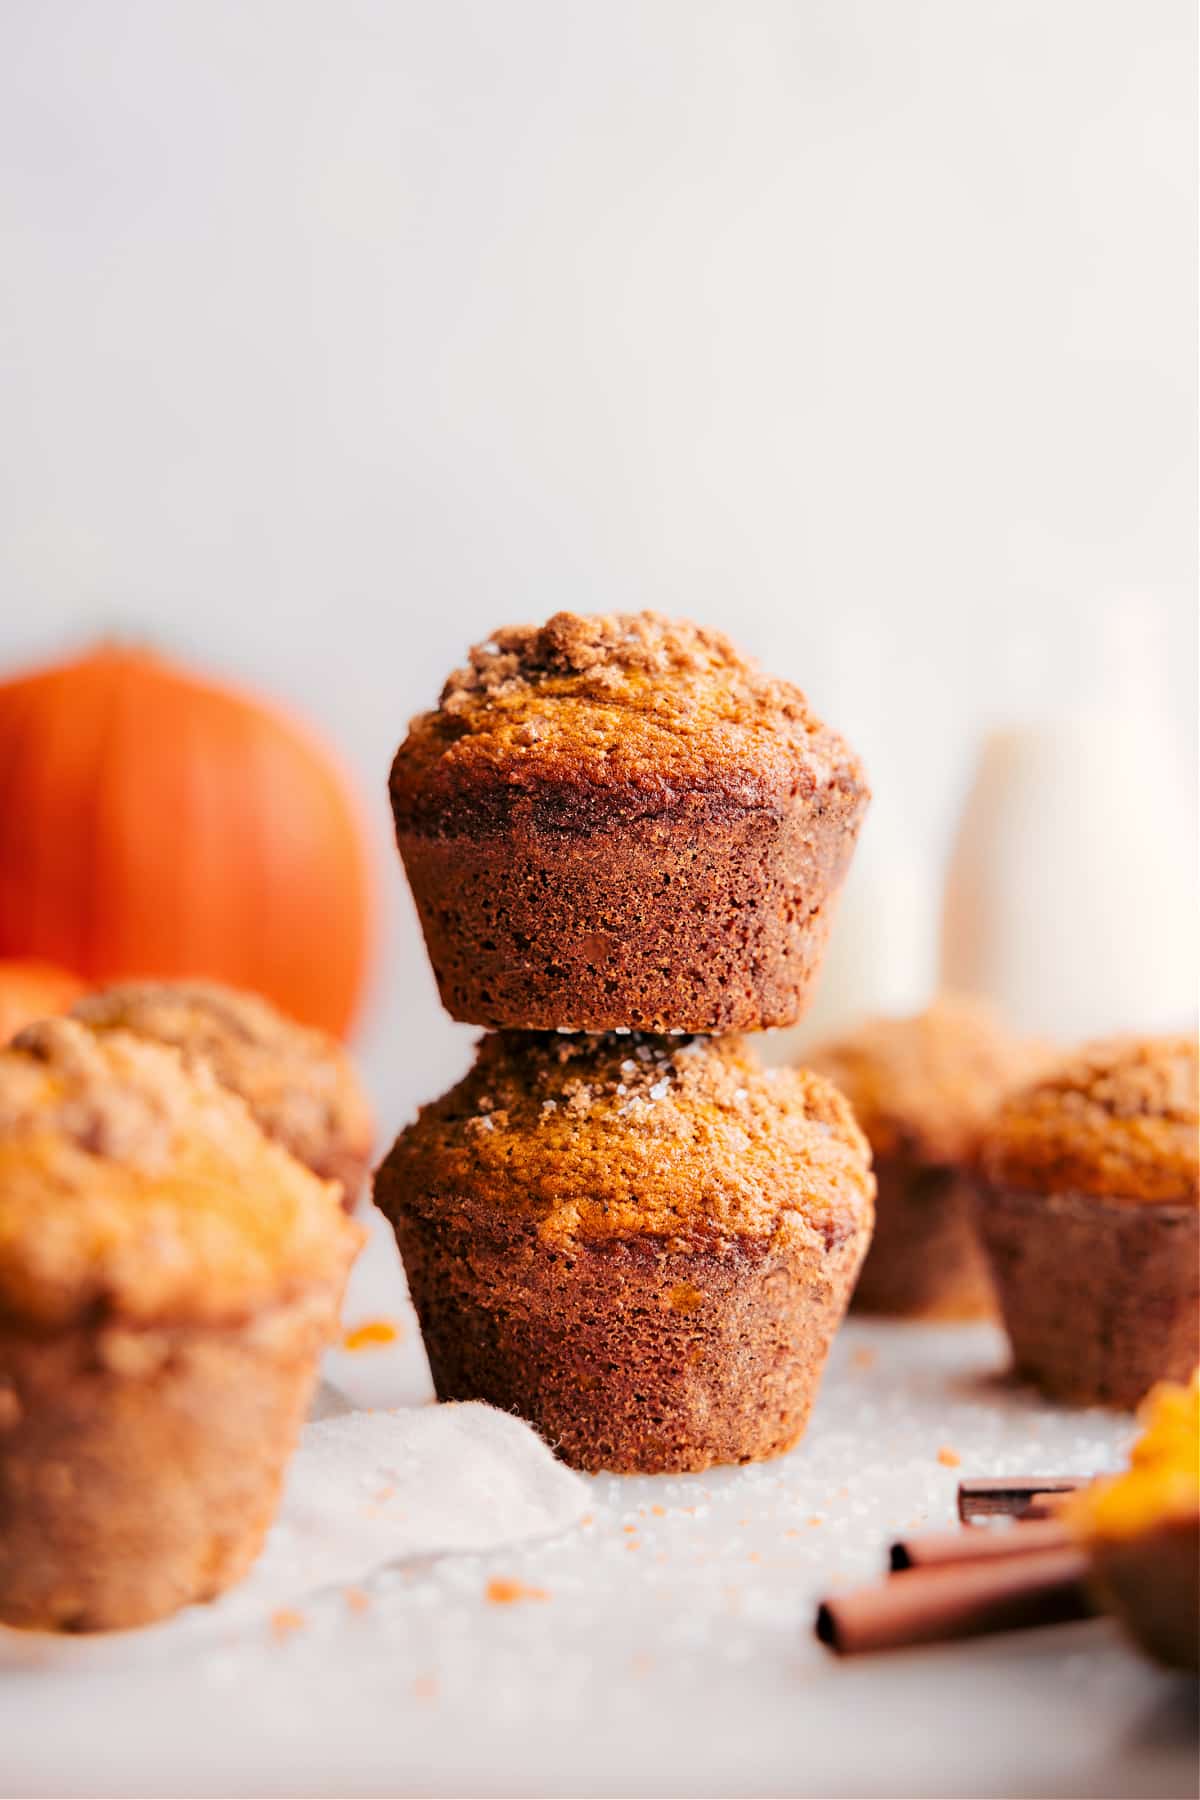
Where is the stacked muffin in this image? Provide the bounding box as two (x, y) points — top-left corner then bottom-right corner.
(377, 611), (874, 1472)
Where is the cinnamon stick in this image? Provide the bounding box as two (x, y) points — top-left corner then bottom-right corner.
(957, 1476), (1087, 1522)
(815, 1546), (1096, 1656)
(890, 1517), (1072, 1571)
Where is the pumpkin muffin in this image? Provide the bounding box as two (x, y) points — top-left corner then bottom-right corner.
(375, 1030), (874, 1473)
(72, 981), (373, 1209)
(0, 1018), (362, 1632)
(977, 1036), (1199, 1409)
(808, 996), (1042, 1318)
(1070, 1374), (1199, 1671)
(389, 611), (869, 1033)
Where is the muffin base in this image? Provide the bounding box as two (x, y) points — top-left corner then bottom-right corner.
(1090, 1517), (1200, 1672)
(977, 1186), (1200, 1409)
(388, 1198), (868, 1473)
(0, 1291), (336, 1632)
(852, 1160), (993, 1320)
(395, 784), (864, 1032)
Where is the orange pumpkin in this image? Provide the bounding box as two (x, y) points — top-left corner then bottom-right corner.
(0, 647), (374, 1038)
(0, 959), (86, 1045)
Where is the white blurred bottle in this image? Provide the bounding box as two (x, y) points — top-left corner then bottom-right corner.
(762, 817), (938, 1066)
(760, 615), (939, 1063)
(940, 602), (1197, 1039)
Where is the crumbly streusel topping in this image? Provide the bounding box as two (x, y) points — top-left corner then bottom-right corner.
(379, 1030), (875, 1252)
(0, 1019), (361, 1328)
(981, 1035), (1198, 1206)
(72, 982), (373, 1188)
(808, 994), (1046, 1168)
(391, 611), (866, 819)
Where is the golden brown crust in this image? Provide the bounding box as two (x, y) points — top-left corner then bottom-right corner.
(0, 1019), (362, 1329)
(391, 611), (865, 827)
(72, 981), (373, 1203)
(381, 1031), (874, 1252)
(808, 995), (1044, 1168)
(980, 1035), (1199, 1206)
(389, 612), (868, 1034)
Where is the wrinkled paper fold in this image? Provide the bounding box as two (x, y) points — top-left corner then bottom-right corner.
(0, 1401), (588, 1669)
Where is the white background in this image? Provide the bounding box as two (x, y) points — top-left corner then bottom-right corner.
(1, 0), (1196, 1137)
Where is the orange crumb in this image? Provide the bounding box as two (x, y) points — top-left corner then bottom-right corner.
(837, 1486), (850, 1499)
(623, 1523), (638, 1534)
(748, 1551), (762, 1564)
(625, 1537), (641, 1551)
(270, 1607), (306, 1641)
(650, 1505), (667, 1518)
(341, 1318), (402, 1351)
(807, 1515), (824, 1526)
(937, 1446), (962, 1468)
(784, 1528), (801, 1540)
(579, 1513), (595, 1528)
(485, 1577), (548, 1606)
(412, 1675), (439, 1700)
(851, 1346), (878, 1372)
(343, 1587), (370, 1614)
(737, 1517), (749, 1527)
(373, 1484), (396, 1504)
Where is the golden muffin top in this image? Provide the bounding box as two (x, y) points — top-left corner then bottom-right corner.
(0, 1019), (362, 1329)
(808, 994), (1044, 1168)
(980, 1035), (1199, 1206)
(390, 611), (866, 828)
(377, 1030), (875, 1253)
(1071, 1373), (1199, 1542)
(72, 980), (373, 1196)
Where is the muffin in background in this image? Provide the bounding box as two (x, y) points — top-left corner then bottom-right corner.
(375, 1030), (874, 1474)
(0, 1018), (362, 1632)
(1070, 1373), (1199, 1672)
(390, 611), (869, 1034)
(73, 980), (373, 1209)
(0, 960), (84, 1045)
(977, 1035), (1198, 1409)
(807, 995), (1042, 1318)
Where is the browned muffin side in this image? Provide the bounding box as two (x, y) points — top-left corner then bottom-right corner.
(73, 980), (374, 1209)
(0, 1019), (363, 1631)
(808, 995), (1044, 1318)
(375, 1030), (874, 1473)
(977, 1036), (1199, 1408)
(389, 612), (868, 1032)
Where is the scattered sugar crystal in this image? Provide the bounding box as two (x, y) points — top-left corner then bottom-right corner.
(648, 1079), (670, 1101)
